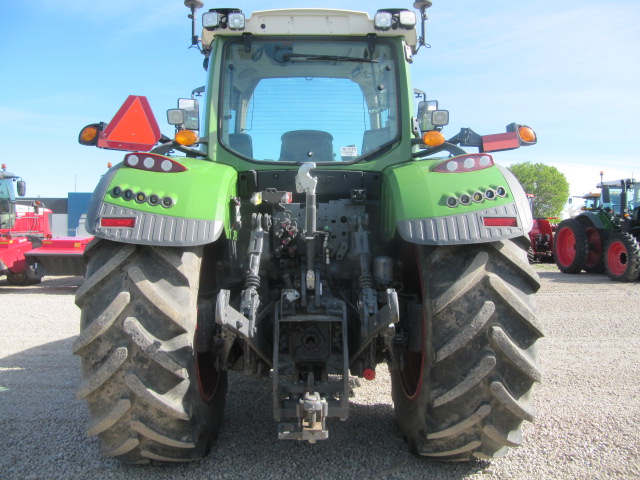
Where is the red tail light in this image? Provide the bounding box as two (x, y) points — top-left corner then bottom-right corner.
(433, 154), (494, 173)
(101, 217), (136, 228)
(483, 217), (517, 227)
(124, 153), (187, 173)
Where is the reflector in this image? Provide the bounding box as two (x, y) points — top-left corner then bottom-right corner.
(101, 217), (136, 228)
(483, 217), (517, 227)
(101, 96), (161, 151)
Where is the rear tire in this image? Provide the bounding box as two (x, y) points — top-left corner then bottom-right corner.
(553, 219), (587, 273)
(73, 239), (227, 464)
(6, 265), (42, 285)
(576, 217), (605, 273)
(604, 232), (640, 282)
(390, 238), (542, 460)
(527, 246), (535, 264)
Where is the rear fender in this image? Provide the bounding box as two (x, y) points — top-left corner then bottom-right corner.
(85, 158), (237, 246)
(576, 211), (614, 231)
(384, 162), (532, 245)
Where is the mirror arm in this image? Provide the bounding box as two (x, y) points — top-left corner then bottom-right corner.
(150, 142), (206, 158)
(450, 128), (483, 148)
(412, 141), (467, 159)
(158, 134), (173, 144)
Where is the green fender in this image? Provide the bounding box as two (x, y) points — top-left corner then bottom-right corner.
(85, 158), (237, 246)
(576, 210), (615, 231)
(382, 161), (532, 245)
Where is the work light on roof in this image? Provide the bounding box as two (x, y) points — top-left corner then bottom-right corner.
(399, 10), (417, 28)
(202, 11), (221, 29)
(374, 9), (417, 31)
(374, 11), (393, 30)
(227, 12), (245, 30)
(202, 9), (245, 31)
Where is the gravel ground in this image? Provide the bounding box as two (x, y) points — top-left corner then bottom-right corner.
(1, 266), (639, 479)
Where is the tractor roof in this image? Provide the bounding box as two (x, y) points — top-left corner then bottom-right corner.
(597, 178), (636, 188)
(200, 8), (419, 52)
(0, 170), (18, 180)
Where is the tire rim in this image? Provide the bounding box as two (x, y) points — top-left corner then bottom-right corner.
(607, 240), (628, 277)
(195, 313), (221, 403)
(399, 336), (424, 399)
(584, 226), (602, 268)
(398, 250), (426, 399)
(555, 227), (576, 267)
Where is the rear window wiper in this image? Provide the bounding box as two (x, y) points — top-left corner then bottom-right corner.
(283, 53), (378, 63)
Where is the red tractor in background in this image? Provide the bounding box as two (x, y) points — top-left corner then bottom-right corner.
(554, 177), (640, 281)
(526, 194), (556, 263)
(0, 164), (91, 285)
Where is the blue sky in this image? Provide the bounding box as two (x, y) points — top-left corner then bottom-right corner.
(1, 0), (639, 198)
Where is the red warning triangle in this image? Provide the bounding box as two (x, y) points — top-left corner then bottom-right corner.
(102, 95), (161, 151)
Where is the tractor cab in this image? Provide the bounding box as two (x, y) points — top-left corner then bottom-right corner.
(581, 192), (601, 211)
(0, 176), (16, 231)
(0, 164), (26, 232)
(597, 178), (637, 227)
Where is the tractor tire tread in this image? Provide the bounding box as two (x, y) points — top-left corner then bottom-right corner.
(553, 219), (587, 274)
(605, 232), (640, 281)
(390, 237), (541, 460)
(74, 239), (226, 464)
(6, 265), (43, 286)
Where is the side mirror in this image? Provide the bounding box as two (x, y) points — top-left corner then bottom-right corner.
(179, 98), (199, 130)
(16, 180), (26, 197)
(417, 100), (449, 131)
(167, 98), (199, 131)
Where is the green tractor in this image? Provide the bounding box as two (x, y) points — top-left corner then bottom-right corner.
(554, 178), (640, 281)
(74, 2), (541, 463)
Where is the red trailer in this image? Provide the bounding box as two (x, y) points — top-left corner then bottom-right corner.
(0, 164), (90, 285)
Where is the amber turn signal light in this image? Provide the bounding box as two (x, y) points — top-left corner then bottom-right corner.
(423, 130), (445, 147)
(175, 130), (198, 146)
(518, 126), (536, 143)
(78, 123), (103, 146)
(81, 126), (98, 142)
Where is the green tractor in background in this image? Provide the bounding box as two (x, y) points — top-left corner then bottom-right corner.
(75, 2), (541, 464)
(554, 177), (640, 281)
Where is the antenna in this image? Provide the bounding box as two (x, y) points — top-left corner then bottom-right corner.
(184, 1), (204, 46)
(413, 1), (433, 53)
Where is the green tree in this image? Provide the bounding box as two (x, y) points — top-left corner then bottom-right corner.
(508, 162), (569, 218)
